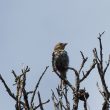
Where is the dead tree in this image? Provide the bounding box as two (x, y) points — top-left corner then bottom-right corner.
(0, 66), (50, 110)
(1, 32), (110, 110)
(93, 31), (110, 110)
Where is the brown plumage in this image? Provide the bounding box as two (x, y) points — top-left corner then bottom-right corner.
(52, 42), (69, 87)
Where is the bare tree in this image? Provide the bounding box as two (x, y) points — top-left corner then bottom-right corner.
(0, 32), (110, 110)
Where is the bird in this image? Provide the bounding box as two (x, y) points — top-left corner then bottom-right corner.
(52, 42), (69, 88)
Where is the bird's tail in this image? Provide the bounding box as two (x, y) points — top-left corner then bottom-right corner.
(60, 72), (67, 89)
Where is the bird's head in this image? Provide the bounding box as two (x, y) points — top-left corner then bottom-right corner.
(54, 42), (67, 51)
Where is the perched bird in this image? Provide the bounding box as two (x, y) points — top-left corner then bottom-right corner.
(52, 42), (69, 87)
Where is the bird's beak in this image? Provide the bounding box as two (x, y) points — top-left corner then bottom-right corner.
(64, 43), (68, 46)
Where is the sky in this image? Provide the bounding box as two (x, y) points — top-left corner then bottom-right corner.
(0, 0), (110, 110)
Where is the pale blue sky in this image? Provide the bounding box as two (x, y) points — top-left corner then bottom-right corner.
(0, 0), (110, 110)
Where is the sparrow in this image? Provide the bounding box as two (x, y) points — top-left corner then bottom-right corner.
(52, 42), (69, 87)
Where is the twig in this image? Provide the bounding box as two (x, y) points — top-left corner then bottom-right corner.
(23, 89), (29, 110)
(80, 61), (96, 82)
(34, 99), (50, 110)
(52, 89), (67, 110)
(26, 91), (33, 95)
(22, 73), (29, 110)
(84, 100), (87, 110)
(62, 90), (70, 110)
(0, 74), (24, 106)
(79, 51), (88, 74)
(31, 66), (49, 105)
(68, 67), (79, 77)
(51, 90), (59, 110)
(93, 48), (100, 62)
(96, 82), (110, 104)
(98, 32), (105, 72)
(96, 82), (105, 98)
(20, 66), (30, 78)
(56, 87), (63, 110)
(37, 91), (44, 110)
(12, 70), (17, 78)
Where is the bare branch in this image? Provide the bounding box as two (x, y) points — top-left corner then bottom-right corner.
(12, 70), (17, 78)
(22, 73), (30, 110)
(94, 32), (110, 110)
(96, 82), (104, 97)
(79, 51), (88, 74)
(93, 48), (100, 62)
(51, 90), (60, 110)
(98, 31), (105, 39)
(34, 99), (50, 110)
(80, 61), (96, 82)
(31, 66), (49, 105)
(0, 74), (24, 106)
(54, 70), (75, 92)
(37, 91), (44, 110)
(20, 66), (30, 78)
(51, 89), (59, 102)
(26, 91), (33, 95)
(97, 31), (105, 71)
(23, 89), (29, 110)
(1, 66), (50, 110)
(68, 67), (79, 77)
(84, 100), (87, 110)
(51, 89), (67, 110)
(62, 90), (70, 110)
(96, 82), (110, 104)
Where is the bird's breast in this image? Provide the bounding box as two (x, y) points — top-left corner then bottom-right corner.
(53, 50), (69, 73)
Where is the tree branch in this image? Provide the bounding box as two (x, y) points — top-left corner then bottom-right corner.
(31, 66), (49, 106)
(79, 51), (88, 74)
(80, 61), (96, 82)
(0, 74), (24, 106)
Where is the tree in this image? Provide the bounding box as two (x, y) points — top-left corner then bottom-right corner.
(0, 32), (110, 110)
